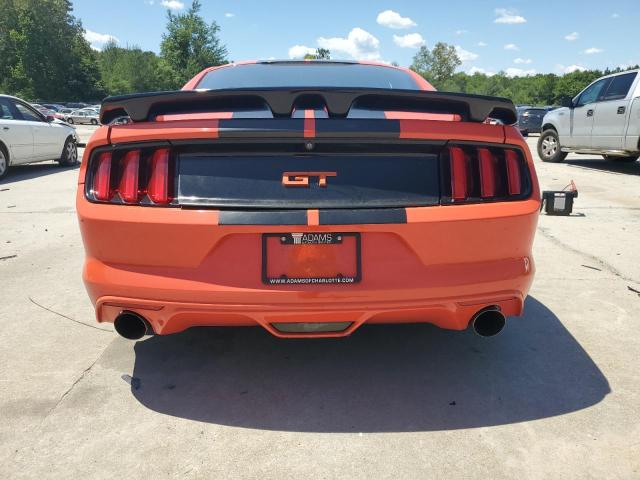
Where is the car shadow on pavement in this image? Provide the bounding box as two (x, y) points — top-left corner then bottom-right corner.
(564, 157), (640, 176)
(1, 162), (79, 184)
(129, 296), (610, 432)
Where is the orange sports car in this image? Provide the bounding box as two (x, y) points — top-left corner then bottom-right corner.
(77, 60), (539, 340)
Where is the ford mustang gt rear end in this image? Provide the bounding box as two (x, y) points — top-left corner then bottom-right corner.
(77, 60), (539, 339)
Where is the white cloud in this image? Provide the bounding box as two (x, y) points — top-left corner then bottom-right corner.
(494, 8), (526, 24)
(468, 66), (495, 76)
(477, 41), (488, 47)
(514, 57), (532, 64)
(611, 12), (620, 18)
(564, 31), (579, 41)
(144, 0), (154, 5)
(288, 45), (316, 59)
(455, 29), (468, 35)
(505, 67), (536, 77)
(393, 33), (425, 48)
(161, 0), (184, 10)
(84, 29), (119, 50)
(455, 45), (478, 62)
(376, 10), (416, 29)
(584, 47), (603, 54)
(318, 27), (381, 60)
(564, 64), (587, 73)
(224, 12), (235, 18)
(504, 43), (519, 51)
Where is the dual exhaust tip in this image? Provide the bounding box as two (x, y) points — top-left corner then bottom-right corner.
(114, 311), (152, 340)
(470, 307), (506, 337)
(113, 307), (506, 340)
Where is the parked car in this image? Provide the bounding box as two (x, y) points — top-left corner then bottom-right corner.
(77, 60), (540, 341)
(517, 107), (548, 136)
(0, 94), (78, 179)
(538, 69), (640, 162)
(53, 107), (74, 121)
(65, 109), (99, 125)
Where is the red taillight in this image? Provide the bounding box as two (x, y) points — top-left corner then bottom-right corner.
(88, 148), (173, 206)
(93, 152), (113, 201)
(147, 148), (171, 204)
(449, 146), (468, 200)
(446, 145), (527, 203)
(505, 149), (522, 195)
(478, 148), (496, 198)
(118, 150), (140, 203)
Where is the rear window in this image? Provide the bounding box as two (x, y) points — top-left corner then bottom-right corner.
(196, 62), (422, 90)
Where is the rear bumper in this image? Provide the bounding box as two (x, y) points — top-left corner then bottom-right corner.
(95, 291), (527, 338)
(78, 188), (539, 337)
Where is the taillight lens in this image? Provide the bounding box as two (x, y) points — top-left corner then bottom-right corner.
(118, 150), (140, 203)
(92, 152), (113, 201)
(87, 147), (174, 206)
(147, 148), (171, 204)
(443, 145), (528, 203)
(449, 146), (469, 201)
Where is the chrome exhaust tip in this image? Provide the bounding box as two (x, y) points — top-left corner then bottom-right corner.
(470, 307), (506, 337)
(114, 311), (151, 340)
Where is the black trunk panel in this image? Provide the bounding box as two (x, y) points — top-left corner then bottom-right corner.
(177, 153), (440, 209)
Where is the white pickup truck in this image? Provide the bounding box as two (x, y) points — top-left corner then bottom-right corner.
(537, 69), (640, 163)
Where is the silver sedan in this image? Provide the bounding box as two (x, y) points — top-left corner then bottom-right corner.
(65, 109), (99, 125)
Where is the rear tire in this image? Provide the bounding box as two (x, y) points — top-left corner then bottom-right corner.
(90, 119), (98, 125)
(603, 154), (638, 163)
(59, 137), (78, 166)
(538, 129), (568, 163)
(0, 145), (9, 180)
(67, 117), (74, 124)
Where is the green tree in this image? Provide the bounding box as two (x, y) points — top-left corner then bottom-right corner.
(410, 42), (461, 88)
(160, 0), (228, 89)
(304, 48), (331, 60)
(98, 42), (173, 95)
(0, 0), (104, 101)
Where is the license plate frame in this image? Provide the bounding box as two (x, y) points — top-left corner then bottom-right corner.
(262, 232), (361, 285)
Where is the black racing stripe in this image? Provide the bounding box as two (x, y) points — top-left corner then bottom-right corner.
(319, 208), (407, 225)
(218, 210), (308, 225)
(217, 118), (304, 137)
(315, 119), (400, 138)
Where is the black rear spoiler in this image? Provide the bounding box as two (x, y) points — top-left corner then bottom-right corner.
(100, 87), (517, 125)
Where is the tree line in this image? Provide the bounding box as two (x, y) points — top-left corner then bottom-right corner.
(1, 0), (636, 106)
(410, 43), (638, 106)
(0, 0), (227, 101)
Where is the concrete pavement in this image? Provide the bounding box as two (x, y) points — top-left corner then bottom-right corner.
(0, 136), (639, 479)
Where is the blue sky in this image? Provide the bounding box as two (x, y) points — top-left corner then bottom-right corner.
(75, 0), (639, 76)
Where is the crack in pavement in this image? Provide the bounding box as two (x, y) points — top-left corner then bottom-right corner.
(28, 296), (111, 332)
(537, 226), (639, 285)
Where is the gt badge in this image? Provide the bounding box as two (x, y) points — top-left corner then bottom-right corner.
(282, 171), (337, 187)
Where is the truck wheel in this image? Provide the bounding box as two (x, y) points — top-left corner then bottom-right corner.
(603, 155), (638, 163)
(538, 130), (568, 163)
